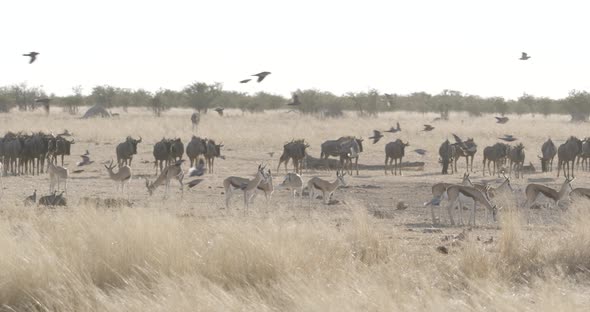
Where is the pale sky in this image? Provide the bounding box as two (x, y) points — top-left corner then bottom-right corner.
(1, 0), (589, 99)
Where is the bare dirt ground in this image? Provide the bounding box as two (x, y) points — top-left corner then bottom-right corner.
(2, 108), (590, 311)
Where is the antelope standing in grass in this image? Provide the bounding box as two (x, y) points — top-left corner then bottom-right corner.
(223, 165), (269, 212)
(307, 170), (347, 205)
(250, 169), (274, 204)
(145, 160), (185, 197)
(425, 173), (472, 224)
(279, 172), (304, 202)
(539, 138), (557, 172)
(385, 139), (409, 176)
(523, 178), (574, 214)
(105, 160), (132, 192)
(445, 185), (497, 226)
(557, 136), (582, 179)
(47, 158), (68, 194)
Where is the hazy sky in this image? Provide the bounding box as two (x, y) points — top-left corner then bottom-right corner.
(1, 0), (588, 99)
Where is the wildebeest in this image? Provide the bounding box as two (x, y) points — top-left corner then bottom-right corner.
(576, 138), (590, 171)
(186, 136), (207, 168)
(170, 138), (184, 162)
(557, 136), (583, 179)
(452, 134), (477, 173)
(385, 139), (409, 176)
(49, 135), (74, 167)
(339, 137), (363, 175)
(191, 112), (200, 131)
(278, 139), (309, 174)
(320, 136), (362, 172)
(153, 138), (172, 175)
(204, 139), (223, 174)
(116, 136), (142, 167)
(483, 143), (510, 176)
(4, 133), (24, 175)
(540, 138), (557, 172)
(439, 139), (456, 175)
(508, 143), (525, 178)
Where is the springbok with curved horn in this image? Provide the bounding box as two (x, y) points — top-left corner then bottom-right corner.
(307, 170), (347, 205)
(279, 172), (304, 202)
(445, 185), (497, 226)
(105, 160), (132, 192)
(47, 157), (68, 194)
(145, 159), (185, 197)
(524, 178), (574, 213)
(223, 165), (269, 212)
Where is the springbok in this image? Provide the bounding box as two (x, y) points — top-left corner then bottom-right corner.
(223, 165), (269, 212)
(279, 172), (304, 202)
(307, 171), (347, 205)
(105, 160), (132, 192)
(445, 185), (497, 226)
(250, 169), (274, 204)
(145, 160), (185, 197)
(425, 173), (472, 224)
(523, 178), (574, 213)
(47, 158), (68, 194)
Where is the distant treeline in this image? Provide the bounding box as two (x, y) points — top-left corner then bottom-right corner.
(1, 82), (590, 121)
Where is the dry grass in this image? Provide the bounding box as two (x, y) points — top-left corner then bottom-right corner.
(1, 108), (590, 310)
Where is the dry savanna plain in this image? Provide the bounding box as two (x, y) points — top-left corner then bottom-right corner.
(2, 107), (590, 311)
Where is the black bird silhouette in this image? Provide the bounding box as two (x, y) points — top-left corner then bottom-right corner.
(499, 135), (517, 142)
(384, 122), (401, 133)
(423, 124), (435, 132)
(414, 149), (427, 156)
(214, 107), (224, 116)
(368, 130), (384, 144)
(436, 246), (449, 255)
(495, 116), (509, 124)
(267, 152), (275, 157)
(240, 79), (251, 83)
(35, 98), (51, 104)
(287, 94), (301, 106)
(187, 179), (204, 188)
(519, 52), (531, 60)
(23, 52), (39, 64)
(252, 71), (271, 82)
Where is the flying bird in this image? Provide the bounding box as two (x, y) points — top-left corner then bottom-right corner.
(368, 130), (384, 144)
(23, 52), (39, 64)
(35, 98), (51, 104)
(384, 122), (401, 133)
(240, 79), (251, 83)
(58, 129), (73, 137)
(187, 179), (204, 188)
(499, 135), (517, 142)
(76, 151), (93, 167)
(519, 52), (531, 60)
(423, 124), (435, 132)
(252, 71), (271, 82)
(287, 94), (301, 106)
(436, 246), (449, 255)
(72, 169), (84, 174)
(267, 152), (275, 158)
(414, 149), (427, 156)
(214, 107), (224, 116)
(495, 116), (509, 124)
(188, 159), (206, 177)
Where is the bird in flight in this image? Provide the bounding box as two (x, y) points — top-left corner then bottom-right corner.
(23, 52), (39, 64)
(414, 149), (427, 156)
(188, 159), (206, 177)
(267, 152), (275, 158)
(287, 94), (301, 106)
(77, 151), (94, 167)
(252, 71), (271, 82)
(519, 52), (531, 60)
(214, 107), (224, 116)
(240, 79), (251, 83)
(187, 179), (204, 188)
(499, 134), (517, 142)
(384, 122), (401, 133)
(423, 124), (435, 132)
(368, 130), (384, 144)
(495, 116), (509, 124)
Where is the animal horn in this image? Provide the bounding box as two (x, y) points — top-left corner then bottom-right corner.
(138, 136), (142, 143)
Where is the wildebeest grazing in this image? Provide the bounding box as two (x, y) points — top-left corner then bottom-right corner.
(116, 136), (142, 167)
(385, 139), (409, 176)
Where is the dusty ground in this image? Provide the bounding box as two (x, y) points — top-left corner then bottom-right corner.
(2, 107), (590, 310)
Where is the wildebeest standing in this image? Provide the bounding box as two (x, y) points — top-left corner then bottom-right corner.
(186, 136), (207, 168)
(439, 139), (456, 175)
(508, 143), (525, 178)
(576, 138), (590, 171)
(278, 139), (309, 174)
(170, 138), (184, 162)
(153, 138), (172, 175)
(454, 138), (477, 173)
(4, 133), (24, 175)
(385, 139), (409, 176)
(540, 138), (557, 172)
(483, 143), (510, 176)
(48, 135), (74, 168)
(204, 139), (223, 174)
(339, 137), (363, 175)
(557, 136), (583, 179)
(116, 136), (142, 167)
(191, 112), (200, 131)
